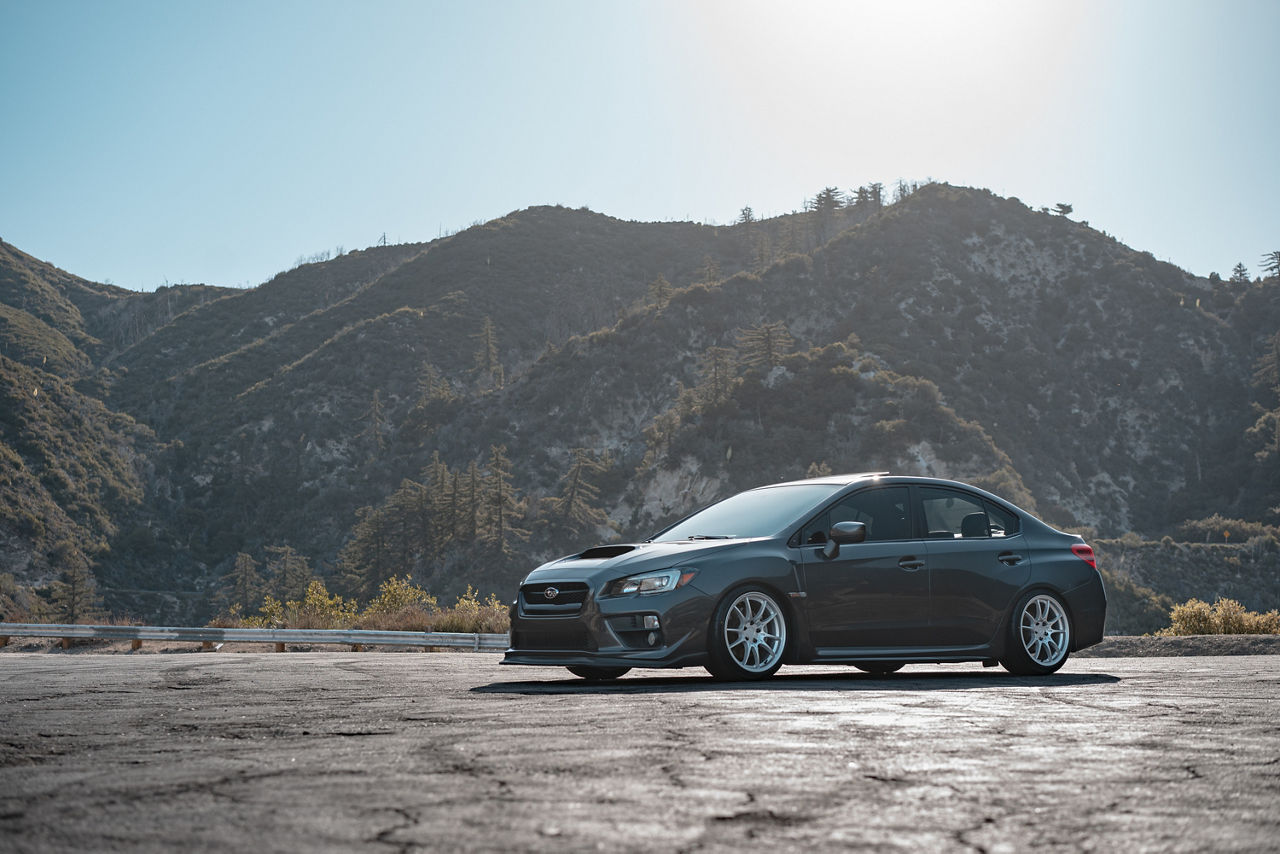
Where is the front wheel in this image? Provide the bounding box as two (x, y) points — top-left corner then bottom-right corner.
(567, 666), (630, 681)
(706, 587), (788, 681)
(1001, 591), (1072, 675)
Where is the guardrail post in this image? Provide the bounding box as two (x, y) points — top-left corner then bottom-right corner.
(131, 639), (142, 651)
(60, 637), (71, 649)
(275, 642), (285, 653)
(0, 635), (8, 648)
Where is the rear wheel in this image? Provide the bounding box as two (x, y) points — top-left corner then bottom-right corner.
(706, 587), (788, 681)
(853, 662), (905, 675)
(1001, 591), (1071, 675)
(567, 666), (630, 681)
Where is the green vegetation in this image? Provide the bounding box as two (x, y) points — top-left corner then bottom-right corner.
(212, 577), (507, 634)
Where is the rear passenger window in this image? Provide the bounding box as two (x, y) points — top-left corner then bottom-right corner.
(920, 488), (991, 538)
(983, 500), (1020, 537)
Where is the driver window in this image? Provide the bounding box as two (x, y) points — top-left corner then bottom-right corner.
(802, 486), (912, 543)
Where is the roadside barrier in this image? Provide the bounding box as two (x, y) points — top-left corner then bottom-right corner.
(0, 623), (509, 653)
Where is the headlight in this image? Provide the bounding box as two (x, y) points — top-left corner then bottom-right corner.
(605, 568), (697, 596)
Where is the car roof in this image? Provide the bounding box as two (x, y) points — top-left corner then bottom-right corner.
(758, 472), (1040, 524)
(763, 471), (891, 488)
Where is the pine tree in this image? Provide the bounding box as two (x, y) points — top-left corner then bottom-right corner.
(473, 316), (504, 390)
(479, 445), (528, 555)
(1231, 262), (1250, 284)
(1247, 331), (1280, 461)
(1260, 251), (1280, 279)
(338, 507), (385, 598)
(696, 346), (741, 408)
(266, 544), (313, 602)
(461, 460), (481, 543)
(868, 182), (884, 214)
(736, 321), (794, 371)
(356, 389), (388, 458)
(424, 451), (455, 557)
(753, 234), (772, 273)
(48, 541), (102, 623)
(698, 255), (721, 286)
(808, 187), (843, 243)
(416, 362), (456, 406)
(221, 552), (264, 613)
(648, 273), (674, 310)
(541, 449), (613, 539)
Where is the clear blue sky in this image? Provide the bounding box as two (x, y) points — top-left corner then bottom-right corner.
(1, 0), (1276, 291)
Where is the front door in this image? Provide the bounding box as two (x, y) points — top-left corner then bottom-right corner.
(800, 486), (930, 652)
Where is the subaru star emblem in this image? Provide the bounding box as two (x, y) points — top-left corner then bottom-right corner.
(544, 586), (559, 600)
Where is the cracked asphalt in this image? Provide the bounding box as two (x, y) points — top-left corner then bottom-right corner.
(1, 652), (1278, 852)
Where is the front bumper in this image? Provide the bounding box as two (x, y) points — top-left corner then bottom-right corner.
(503, 581), (711, 669)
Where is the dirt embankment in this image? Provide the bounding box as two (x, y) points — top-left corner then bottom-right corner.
(1076, 634), (1280, 657)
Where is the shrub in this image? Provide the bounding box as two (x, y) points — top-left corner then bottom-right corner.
(431, 585), (509, 633)
(357, 576), (439, 631)
(239, 595), (284, 628)
(287, 580), (357, 629)
(1158, 597), (1280, 636)
(361, 575), (437, 616)
(357, 604), (435, 632)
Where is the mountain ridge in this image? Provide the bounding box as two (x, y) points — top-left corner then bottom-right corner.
(1, 184), (1277, 629)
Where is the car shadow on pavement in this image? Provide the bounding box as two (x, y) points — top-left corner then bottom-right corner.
(472, 669), (1122, 695)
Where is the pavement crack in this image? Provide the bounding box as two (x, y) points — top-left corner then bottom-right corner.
(369, 806), (417, 852)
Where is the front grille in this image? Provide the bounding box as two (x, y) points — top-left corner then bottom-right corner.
(520, 581), (589, 615)
(511, 624), (594, 651)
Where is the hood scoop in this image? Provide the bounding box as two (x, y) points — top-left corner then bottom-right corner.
(577, 545), (637, 560)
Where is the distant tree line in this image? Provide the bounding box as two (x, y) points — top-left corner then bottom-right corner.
(210, 445), (618, 616)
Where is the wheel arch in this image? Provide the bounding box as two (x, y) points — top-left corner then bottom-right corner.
(993, 582), (1078, 656)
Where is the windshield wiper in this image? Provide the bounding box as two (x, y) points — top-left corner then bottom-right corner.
(686, 534), (732, 540)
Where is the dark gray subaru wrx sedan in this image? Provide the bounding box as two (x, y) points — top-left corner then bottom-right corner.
(503, 473), (1106, 681)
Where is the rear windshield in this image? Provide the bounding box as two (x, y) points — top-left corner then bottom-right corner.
(650, 484), (843, 542)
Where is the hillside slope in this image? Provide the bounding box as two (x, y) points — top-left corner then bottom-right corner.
(1, 186), (1276, 624)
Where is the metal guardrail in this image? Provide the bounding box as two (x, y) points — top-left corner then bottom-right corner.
(0, 623), (509, 652)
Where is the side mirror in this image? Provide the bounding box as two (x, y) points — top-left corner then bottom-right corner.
(821, 521), (867, 559)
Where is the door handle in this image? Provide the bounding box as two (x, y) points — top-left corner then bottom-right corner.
(898, 557), (925, 571)
(998, 552), (1024, 566)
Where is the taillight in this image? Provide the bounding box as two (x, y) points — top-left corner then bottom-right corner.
(1071, 544), (1097, 568)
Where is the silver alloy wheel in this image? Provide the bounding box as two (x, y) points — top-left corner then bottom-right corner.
(723, 591), (787, 673)
(1018, 593), (1070, 667)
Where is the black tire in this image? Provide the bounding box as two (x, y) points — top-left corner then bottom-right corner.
(1000, 590), (1072, 675)
(566, 666), (630, 681)
(852, 662), (905, 675)
(705, 586), (789, 681)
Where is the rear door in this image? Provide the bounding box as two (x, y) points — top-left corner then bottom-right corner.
(800, 486), (931, 651)
(917, 486), (1030, 646)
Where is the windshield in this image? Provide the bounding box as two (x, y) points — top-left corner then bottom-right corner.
(650, 484), (844, 542)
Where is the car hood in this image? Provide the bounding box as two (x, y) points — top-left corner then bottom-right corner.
(522, 539), (759, 584)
